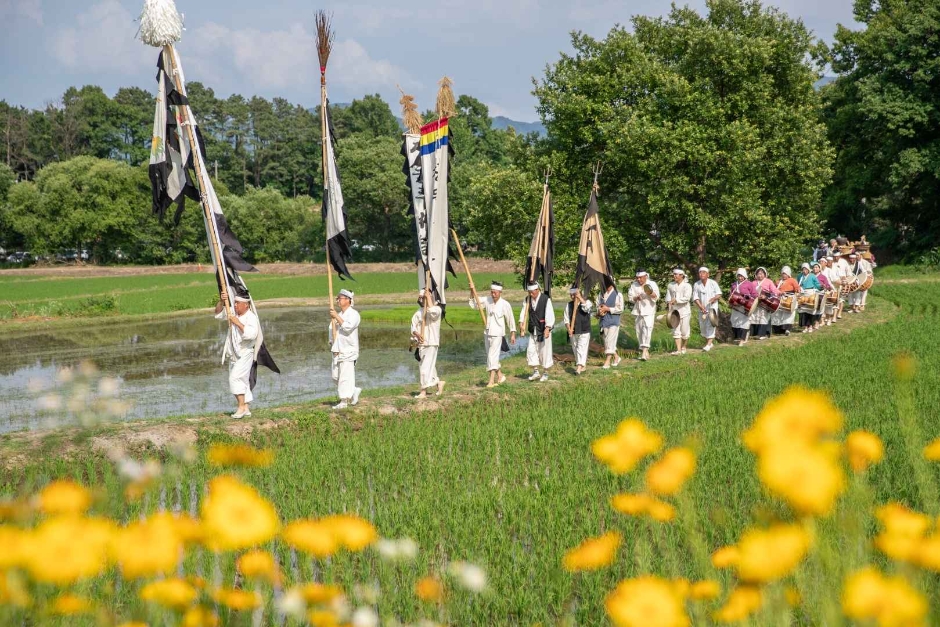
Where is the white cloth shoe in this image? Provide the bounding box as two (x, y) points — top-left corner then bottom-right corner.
(539, 374), (549, 382)
(332, 401), (348, 410)
(231, 409), (251, 419)
(528, 371), (541, 381)
(351, 387), (362, 405)
(612, 356), (622, 367)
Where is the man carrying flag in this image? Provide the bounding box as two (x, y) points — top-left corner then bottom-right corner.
(329, 289), (362, 409)
(140, 0), (278, 419)
(410, 290), (445, 398)
(470, 282), (516, 388)
(518, 282), (555, 382)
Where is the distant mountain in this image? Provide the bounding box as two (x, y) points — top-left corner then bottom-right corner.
(491, 116), (546, 136)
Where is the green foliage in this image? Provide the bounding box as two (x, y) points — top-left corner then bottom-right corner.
(822, 0), (940, 259)
(335, 94), (402, 138)
(464, 164), (543, 261)
(532, 0), (834, 277)
(336, 134), (412, 260)
(222, 187), (318, 263)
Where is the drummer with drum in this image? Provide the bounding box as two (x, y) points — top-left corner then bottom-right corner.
(749, 267), (779, 341)
(812, 261), (834, 331)
(729, 269), (757, 346)
(664, 268), (693, 355)
(693, 267), (722, 352)
(797, 262), (822, 333)
(771, 266), (800, 336)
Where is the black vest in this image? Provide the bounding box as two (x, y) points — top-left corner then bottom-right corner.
(567, 301), (592, 334)
(526, 294), (549, 339)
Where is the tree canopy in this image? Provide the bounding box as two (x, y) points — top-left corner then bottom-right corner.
(822, 0), (940, 259)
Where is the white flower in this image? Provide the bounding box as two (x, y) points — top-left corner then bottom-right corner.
(354, 582), (381, 605)
(375, 539), (399, 560)
(375, 537), (418, 562)
(276, 589), (306, 619)
(351, 606), (379, 627)
(98, 377), (120, 397)
(447, 561), (487, 593)
(397, 538), (418, 560)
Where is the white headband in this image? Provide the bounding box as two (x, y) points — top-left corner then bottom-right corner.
(635, 271), (648, 278)
(339, 289), (354, 299)
(490, 284), (503, 291)
(672, 268), (685, 275)
(569, 287), (580, 294)
(233, 295), (250, 303)
(698, 266), (709, 274)
(526, 283), (539, 291)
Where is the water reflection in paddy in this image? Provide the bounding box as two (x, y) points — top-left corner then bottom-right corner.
(0, 307), (525, 433)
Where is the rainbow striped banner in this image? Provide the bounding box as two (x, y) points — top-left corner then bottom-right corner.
(419, 118), (449, 156)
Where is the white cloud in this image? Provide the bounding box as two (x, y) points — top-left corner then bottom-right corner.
(51, 0), (151, 74)
(186, 21), (416, 94)
(0, 0), (43, 25)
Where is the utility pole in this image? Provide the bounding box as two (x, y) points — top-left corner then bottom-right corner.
(214, 160), (218, 179)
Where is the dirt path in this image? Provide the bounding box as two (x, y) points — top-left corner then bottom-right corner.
(0, 259), (515, 279)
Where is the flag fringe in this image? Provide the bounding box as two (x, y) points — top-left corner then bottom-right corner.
(138, 0), (183, 47)
(436, 76), (456, 119)
(315, 11), (334, 70)
(399, 88), (422, 135)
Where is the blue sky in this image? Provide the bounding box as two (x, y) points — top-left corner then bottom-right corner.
(0, 0), (858, 121)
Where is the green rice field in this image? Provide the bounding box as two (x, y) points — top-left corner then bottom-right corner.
(2, 273), (940, 624)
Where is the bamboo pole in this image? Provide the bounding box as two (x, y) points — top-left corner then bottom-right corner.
(451, 228), (486, 327)
(164, 45), (232, 323)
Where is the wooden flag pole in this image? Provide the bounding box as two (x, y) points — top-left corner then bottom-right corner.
(451, 228), (486, 327)
(164, 45), (232, 323)
(316, 11), (336, 335)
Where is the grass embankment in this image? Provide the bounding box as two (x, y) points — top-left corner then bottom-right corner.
(2, 276), (939, 624)
(0, 272), (519, 322)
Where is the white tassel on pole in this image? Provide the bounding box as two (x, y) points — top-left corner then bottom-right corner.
(138, 0), (183, 47)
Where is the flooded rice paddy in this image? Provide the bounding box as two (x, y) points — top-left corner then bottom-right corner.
(0, 307), (525, 433)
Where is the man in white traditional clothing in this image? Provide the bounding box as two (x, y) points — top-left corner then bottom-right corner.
(518, 282), (555, 382)
(692, 267), (721, 352)
(469, 281), (516, 388)
(214, 294), (258, 419)
(665, 268), (693, 355)
(597, 283), (625, 369)
(563, 286), (592, 374)
(329, 289), (362, 409)
(833, 251), (851, 319)
(858, 252), (874, 311)
(410, 290), (445, 399)
(627, 270), (659, 361)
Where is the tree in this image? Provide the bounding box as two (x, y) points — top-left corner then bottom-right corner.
(113, 87), (155, 165)
(338, 94), (401, 139)
(222, 187), (318, 263)
(533, 0), (833, 278)
(822, 0), (940, 258)
(336, 134), (411, 260)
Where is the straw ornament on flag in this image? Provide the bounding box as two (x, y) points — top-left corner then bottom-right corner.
(139, 0), (279, 386)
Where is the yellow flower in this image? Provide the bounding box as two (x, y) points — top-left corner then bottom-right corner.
(23, 516), (113, 585)
(742, 386), (843, 454)
(207, 444), (274, 468)
(916, 534), (940, 571)
(0, 570), (31, 608)
(735, 524), (811, 583)
(111, 514), (183, 579)
(846, 431), (884, 473)
(645, 448), (696, 496)
(892, 352), (916, 380)
(610, 493), (675, 522)
(592, 419), (663, 474)
(308, 610), (340, 627)
(182, 606), (219, 627)
(757, 442), (845, 516)
(562, 531), (621, 572)
(713, 585), (763, 623)
(212, 588), (262, 611)
(842, 566), (927, 626)
(201, 475), (279, 551)
(785, 586), (801, 607)
(923, 437), (940, 461)
(295, 582), (343, 605)
(0, 525), (27, 571)
(874, 503), (931, 562)
(689, 580), (721, 601)
(322, 514), (378, 551)
(605, 576), (690, 627)
(36, 480), (92, 516)
(117, 622), (149, 627)
(237, 549), (280, 583)
(50, 593), (93, 616)
(283, 519), (338, 558)
(139, 577), (198, 610)
(415, 576), (444, 602)
(711, 546), (739, 569)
